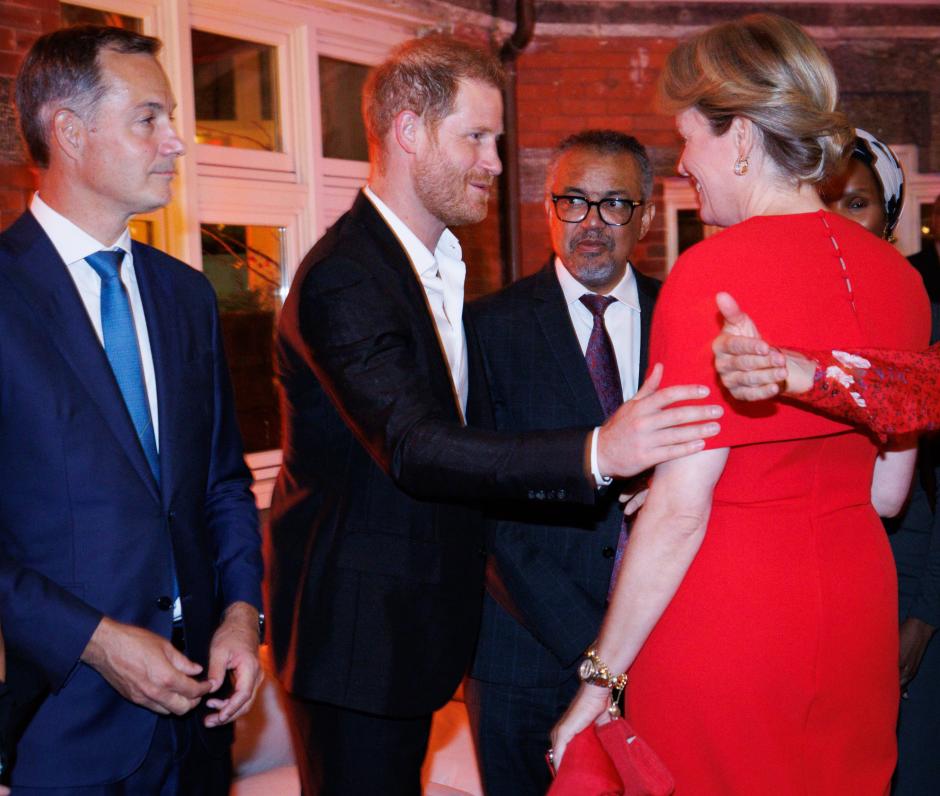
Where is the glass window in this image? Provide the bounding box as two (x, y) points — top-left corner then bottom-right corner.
(201, 223), (284, 453)
(128, 219), (153, 245)
(922, 202), (937, 248)
(60, 3), (143, 31)
(192, 30), (281, 152)
(318, 55), (369, 162)
(677, 209), (704, 255)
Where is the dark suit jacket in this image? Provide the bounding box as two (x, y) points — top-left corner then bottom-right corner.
(0, 211), (262, 787)
(268, 192), (595, 717)
(468, 260), (660, 686)
(909, 242), (940, 305)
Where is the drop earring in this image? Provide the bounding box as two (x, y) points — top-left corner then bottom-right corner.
(733, 157), (749, 176)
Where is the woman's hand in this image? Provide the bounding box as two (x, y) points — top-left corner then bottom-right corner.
(620, 486), (649, 515)
(549, 684), (610, 770)
(899, 617), (936, 690)
(713, 292), (815, 399)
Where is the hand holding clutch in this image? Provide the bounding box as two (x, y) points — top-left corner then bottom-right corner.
(548, 718), (675, 796)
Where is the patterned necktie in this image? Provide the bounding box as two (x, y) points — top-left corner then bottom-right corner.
(580, 294), (623, 417)
(579, 294), (630, 598)
(85, 250), (161, 484)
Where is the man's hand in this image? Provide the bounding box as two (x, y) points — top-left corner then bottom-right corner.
(899, 616), (936, 690)
(204, 602), (262, 728)
(81, 617), (210, 715)
(597, 364), (722, 479)
(713, 292), (816, 400)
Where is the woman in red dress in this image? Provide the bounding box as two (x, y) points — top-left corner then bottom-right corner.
(551, 14), (930, 794)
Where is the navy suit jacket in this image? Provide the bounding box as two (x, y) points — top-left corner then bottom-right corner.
(468, 261), (660, 686)
(268, 193), (595, 718)
(0, 211), (262, 787)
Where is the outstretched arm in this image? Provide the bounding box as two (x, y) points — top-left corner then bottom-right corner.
(713, 293), (940, 438)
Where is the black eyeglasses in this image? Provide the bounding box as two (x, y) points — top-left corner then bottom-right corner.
(551, 195), (644, 226)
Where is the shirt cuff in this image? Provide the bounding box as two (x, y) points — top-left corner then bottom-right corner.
(591, 427), (612, 487)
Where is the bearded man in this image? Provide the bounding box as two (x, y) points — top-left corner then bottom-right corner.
(268, 37), (720, 796)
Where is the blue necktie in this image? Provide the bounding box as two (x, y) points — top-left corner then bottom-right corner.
(85, 250), (161, 484)
(86, 250), (179, 614)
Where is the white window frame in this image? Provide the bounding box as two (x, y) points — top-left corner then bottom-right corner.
(186, 8), (302, 175)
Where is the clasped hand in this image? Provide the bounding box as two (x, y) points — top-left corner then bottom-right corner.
(82, 602), (262, 727)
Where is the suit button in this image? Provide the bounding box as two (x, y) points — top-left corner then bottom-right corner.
(602, 546), (615, 559)
(156, 595), (173, 611)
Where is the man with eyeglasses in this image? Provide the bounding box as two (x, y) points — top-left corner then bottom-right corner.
(465, 130), (660, 796)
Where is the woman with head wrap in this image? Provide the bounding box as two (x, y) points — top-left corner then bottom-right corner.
(822, 128), (905, 241)
(550, 13), (928, 794)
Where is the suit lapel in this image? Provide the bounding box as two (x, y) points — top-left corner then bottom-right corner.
(352, 194), (464, 421)
(2, 214), (161, 503)
(133, 242), (175, 507)
(635, 269), (660, 389)
(531, 262), (605, 426)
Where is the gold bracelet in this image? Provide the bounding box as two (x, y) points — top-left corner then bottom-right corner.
(578, 645), (628, 690)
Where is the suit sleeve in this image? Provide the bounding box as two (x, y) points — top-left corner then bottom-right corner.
(0, 555), (101, 691)
(295, 256), (595, 504)
(908, 482), (940, 628)
(203, 292), (263, 613)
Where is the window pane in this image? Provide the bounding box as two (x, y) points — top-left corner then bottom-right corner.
(921, 202), (937, 249)
(201, 223), (284, 453)
(318, 55), (369, 162)
(128, 219), (153, 245)
(192, 30), (281, 152)
(677, 209), (704, 255)
(60, 3), (143, 31)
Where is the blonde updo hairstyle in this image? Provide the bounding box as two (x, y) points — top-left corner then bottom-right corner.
(660, 14), (853, 184)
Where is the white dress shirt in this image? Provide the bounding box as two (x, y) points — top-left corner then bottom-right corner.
(364, 187), (469, 416)
(30, 193), (160, 447)
(554, 258), (642, 484)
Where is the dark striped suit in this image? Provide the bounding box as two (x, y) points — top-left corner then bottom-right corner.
(465, 260), (659, 795)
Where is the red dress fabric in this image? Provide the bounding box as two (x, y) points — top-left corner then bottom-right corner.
(629, 211), (930, 794)
(793, 346), (940, 439)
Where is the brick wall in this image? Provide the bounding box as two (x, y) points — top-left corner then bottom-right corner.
(0, 0), (58, 231)
(515, 36), (679, 281)
(492, 1), (940, 286)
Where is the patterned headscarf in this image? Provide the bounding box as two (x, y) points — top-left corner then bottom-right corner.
(852, 129), (905, 237)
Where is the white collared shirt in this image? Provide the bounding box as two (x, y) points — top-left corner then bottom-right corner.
(554, 258), (642, 485)
(30, 193), (160, 448)
(364, 187), (469, 416)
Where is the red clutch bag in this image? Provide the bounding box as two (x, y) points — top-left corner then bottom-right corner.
(548, 718), (675, 796)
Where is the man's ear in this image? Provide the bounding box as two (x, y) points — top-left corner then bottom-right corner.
(639, 202), (656, 239)
(392, 109), (422, 156)
(50, 108), (85, 164)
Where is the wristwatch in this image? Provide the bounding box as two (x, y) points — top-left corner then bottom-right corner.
(578, 646), (628, 690)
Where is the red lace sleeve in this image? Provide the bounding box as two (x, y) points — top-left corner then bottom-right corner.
(787, 345), (940, 440)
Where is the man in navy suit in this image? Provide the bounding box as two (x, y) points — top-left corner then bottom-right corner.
(0, 26), (263, 792)
(466, 130), (660, 795)
(269, 38), (721, 796)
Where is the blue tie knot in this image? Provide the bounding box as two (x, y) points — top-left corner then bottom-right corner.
(86, 249), (125, 282)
